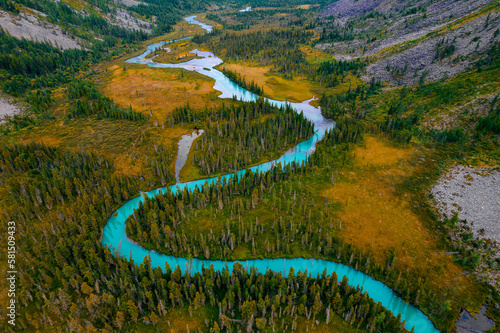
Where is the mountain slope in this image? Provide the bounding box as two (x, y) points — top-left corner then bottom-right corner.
(317, 0), (500, 85)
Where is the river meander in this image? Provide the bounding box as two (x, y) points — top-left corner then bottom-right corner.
(101, 16), (439, 333)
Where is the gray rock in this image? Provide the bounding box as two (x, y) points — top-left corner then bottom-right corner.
(432, 166), (500, 244)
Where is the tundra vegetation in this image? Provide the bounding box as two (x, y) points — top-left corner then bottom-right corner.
(0, 0), (499, 332)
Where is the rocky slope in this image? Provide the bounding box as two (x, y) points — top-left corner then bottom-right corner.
(0, 0), (153, 48)
(367, 9), (500, 85)
(432, 166), (500, 245)
(318, 0), (500, 85)
(0, 9), (82, 49)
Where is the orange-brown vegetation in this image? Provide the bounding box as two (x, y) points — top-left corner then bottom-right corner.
(322, 136), (484, 308)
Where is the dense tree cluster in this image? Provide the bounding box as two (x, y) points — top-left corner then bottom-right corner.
(319, 79), (382, 119)
(193, 106), (313, 174)
(196, 29), (313, 78)
(1, 74), (489, 332)
(0, 28), (91, 97)
(317, 28), (355, 44)
(1, 142), (139, 223)
(314, 59), (366, 88)
(323, 117), (364, 147)
(0, 28), (136, 125)
(159, 263), (410, 333)
(144, 139), (177, 185)
(315, 18), (356, 45)
(3, 3), (499, 331)
(0, 143), (139, 330)
(0, 0), (18, 13)
(0, 142), (413, 332)
(0, 0), (210, 124)
(169, 98), (314, 175)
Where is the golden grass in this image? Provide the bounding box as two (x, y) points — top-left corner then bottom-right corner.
(354, 136), (415, 166)
(157, 308), (205, 332)
(221, 63), (317, 102)
(321, 136), (483, 307)
(152, 51), (203, 64)
(220, 62), (364, 106)
(113, 153), (144, 176)
(323, 138), (427, 269)
(21, 135), (62, 147)
(103, 65), (222, 120)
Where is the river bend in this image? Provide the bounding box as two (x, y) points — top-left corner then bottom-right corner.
(101, 15), (439, 333)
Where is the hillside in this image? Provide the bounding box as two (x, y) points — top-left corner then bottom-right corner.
(318, 0), (500, 85)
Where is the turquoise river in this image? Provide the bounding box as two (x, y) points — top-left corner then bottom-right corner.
(101, 15), (439, 333)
